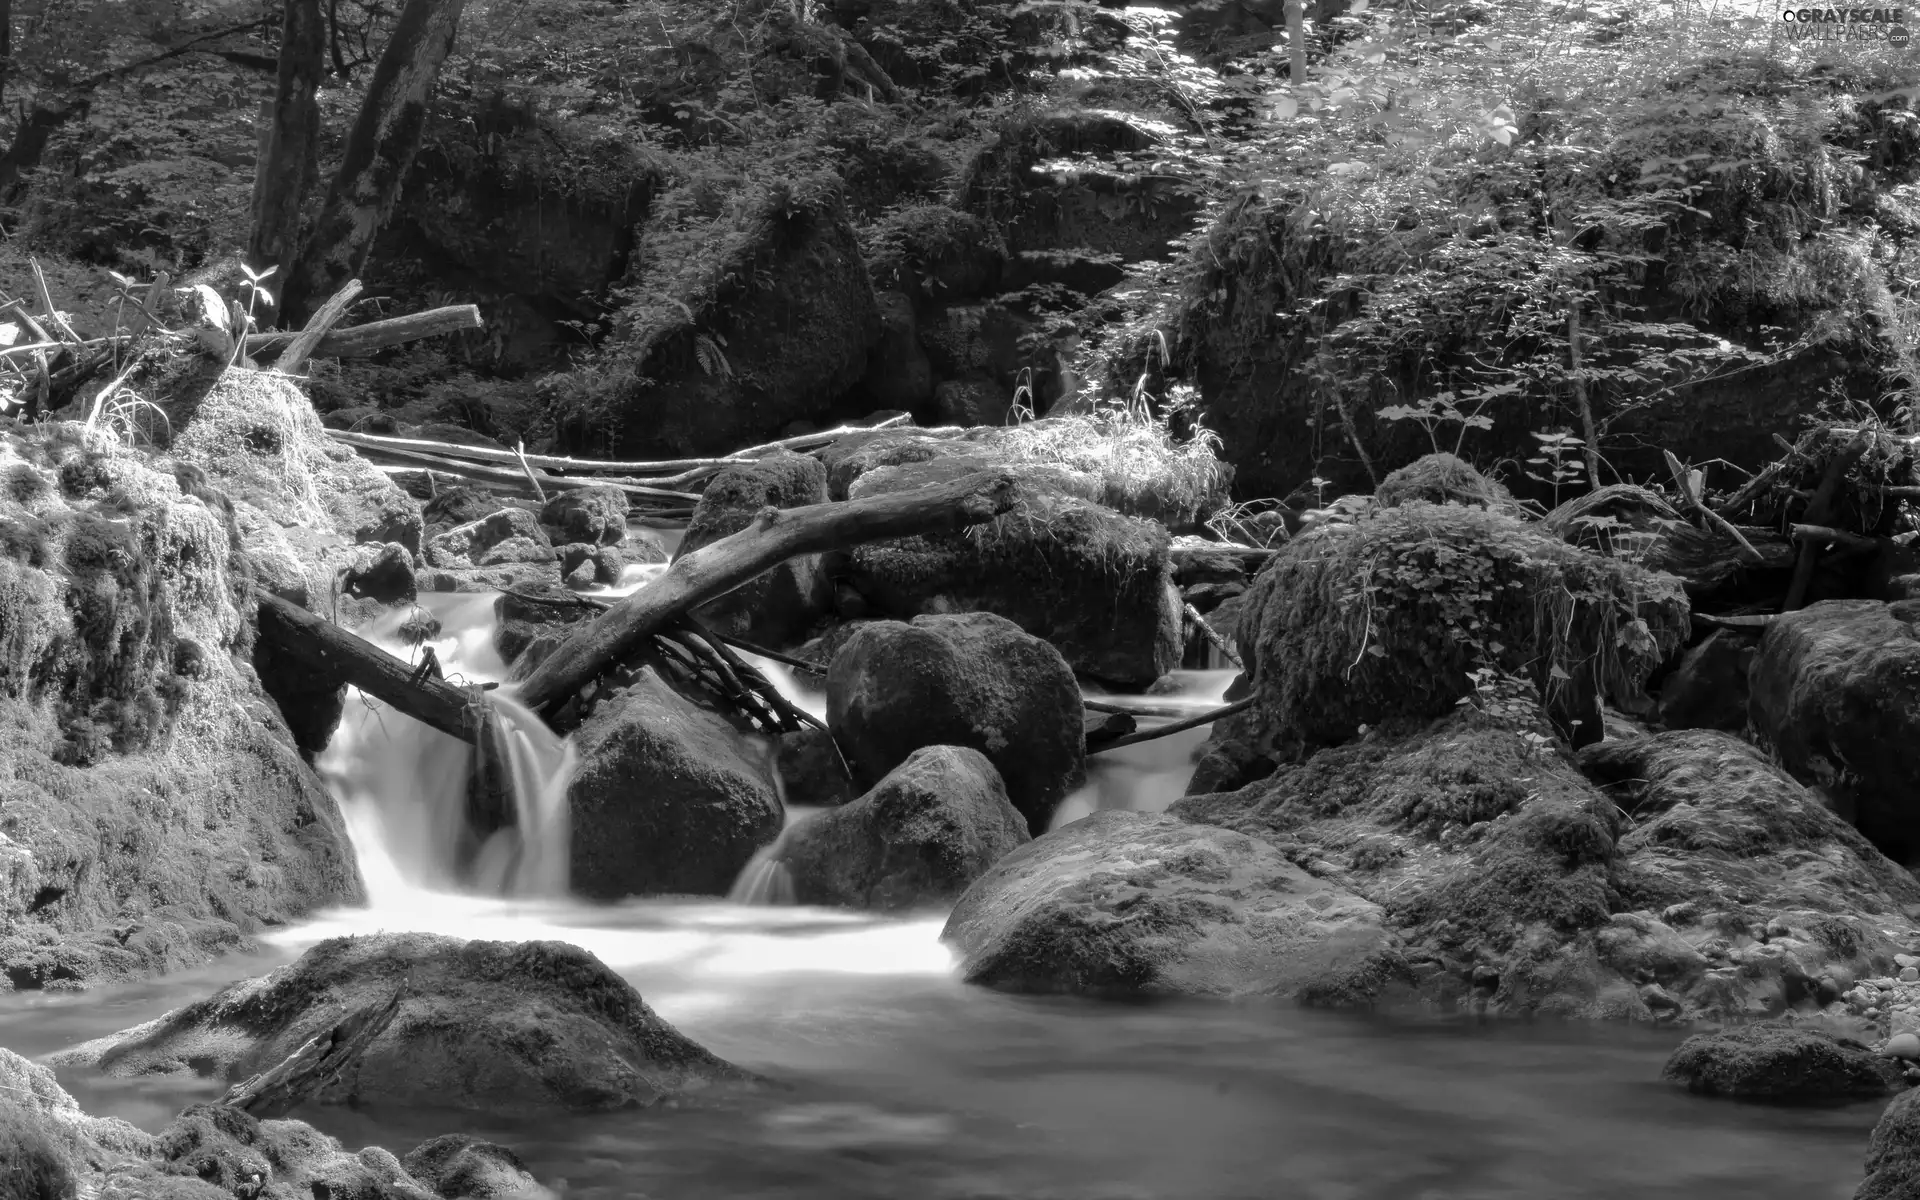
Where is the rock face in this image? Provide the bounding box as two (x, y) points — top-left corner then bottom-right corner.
(825, 614), (1084, 836)
(52, 933), (751, 1114)
(1656, 629), (1756, 733)
(846, 465), (1181, 686)
(568, 667), (783, 897)
(426, 507), (556, 571)
(404, 1134), (550, 1200)
(0, 414), (360, 989)
(779, 746), (1029, 910)
(0, 1047), (151, 1169)
(1859, 1086), (1920, 1200)
(676, 452), (832, 647)
(1175, 713), (1920, 1021)
(943, 811), (1406, 1001)
(538, 485), (628, 547)
(1661, 1025), (1903, 1101)
(1749, 599), (1920, 862)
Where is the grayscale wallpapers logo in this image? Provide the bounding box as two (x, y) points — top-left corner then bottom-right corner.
(1779, 7), (1913, 45)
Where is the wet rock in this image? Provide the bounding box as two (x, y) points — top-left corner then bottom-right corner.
(818, 428), (961, 499)
(426, 507), (557, 571)
(152, 1103), (439, 1199)
(826, 613), (1084, 836)
(403, 1134), (550, 1199)
(53, 933), (751, 1114)
(1662, 1025), (1903, 1101)
(538, 485), (628, 547)
(1749, 599), (1920, 862)
(779, 746), (1029, 910)
(846, 466), (1182, 686)
(1860, 1087), (1920, 1199)
(424, 486), (510, 537)
(569, 667), (783, 897)
(944, 811), (1406, 1000)
(676, 452), (833, 647)
(493, 581), (596, 669)
(558, 543), (626, 589)
(776, 725), (857, 808)
(1656, 630), (1756, 733)
(341, 541), (419, 605)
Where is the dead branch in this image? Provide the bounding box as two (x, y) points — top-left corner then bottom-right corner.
(1183, 602), (1243, 668)
(1789, 523), (1881, 552)
(517, 471), (1020, 716)
(351, 442), (703, 502)
(244, 303), (482, 359)
(1088, 697), (1255, 754)
(274, 278), (364, 373)
(221, 982), (404, 1118)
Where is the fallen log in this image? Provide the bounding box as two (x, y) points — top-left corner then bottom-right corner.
(1088, 697), (1255, 754)
(275, 278), (364, 374)
(352, 442), (703, 502)
(1691, 611), (1776, 631)
(221, 982), (405, 1118)
(1183, 601), (1243, 668)
(255, 589), (486, 744)
(244, 303), (483, 360)
(516, 470), (1021, 716)
(1789, 523), (1881, 553)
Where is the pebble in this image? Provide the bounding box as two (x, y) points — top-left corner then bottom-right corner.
(1900, 967), (1918, 983)
(1886, 1033), (1920, 1060)
(1897, 953), (1920, 969)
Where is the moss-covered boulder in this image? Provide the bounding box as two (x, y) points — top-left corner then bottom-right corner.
(1859, 1086), (1920, 1200)
(538, 485), (628, 547)
(825, 613), (1083, 836)
(1374, 453), (1518, 512)
(0, 424), (360, 989)
(425, 507), (555, 571)
(846, 465), (1182, 686)
(1749, 599), (1920, 863)
(1662, 1025), (1903, 1102)
(1237, 500), (1688, 755)
(778, 745), (1029, 910)
(943, 810), (1407, 1001)
(52, 933), (751, 1114)
(676, 452), (833, 647)
(567, 667), (783, 898)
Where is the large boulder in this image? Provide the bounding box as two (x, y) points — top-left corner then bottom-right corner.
(826, 614), (1084, 836)
(567, 667), (783, 898)
(943, 811), (1406, 1000)
(1656, 629), (1756, 733)
(51, 933), (751, 1114)
(1859, 1086), (1920, 1200)
(1237, 499), (1688, 754)
(778, 745), (1029, 910)
(404, 1134), (550, 1200)
(426, 507), (555, 571)
(0, 424), (360, 989)
(1749, 599), (1920, 862)
(846, 466), (1181, 686)
(538, 486), (628, 547)
(1662, 1025), (1904, 1102)
(675, 452), (832, 647)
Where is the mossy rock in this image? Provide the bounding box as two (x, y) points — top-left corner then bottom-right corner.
(1663, 1024), (1904, 1102)
(1374, 453), (1518, 512)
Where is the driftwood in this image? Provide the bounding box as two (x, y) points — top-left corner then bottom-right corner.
(255, 589), (486, 744)
(1784, 431), (1872, 612)
(350, 442), (703, 502)
(221, 983), (405, 1118)
(274, 278), (364, 374)
(1183, 602), (1243, 668)
(517, 471), (1020, 716)
(244, 303), (483, 360)
(1691, 611), (1776, 631)
(1089, 697), (1256, 754)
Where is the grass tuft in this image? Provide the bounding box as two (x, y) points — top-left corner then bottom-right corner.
(976, 405), (1227, 529)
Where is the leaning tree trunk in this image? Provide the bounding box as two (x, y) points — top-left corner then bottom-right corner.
(248, 0), (326, 290)
(279, 0), (467, 325)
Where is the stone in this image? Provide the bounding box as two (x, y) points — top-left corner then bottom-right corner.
(52, 933), (751, 1114)
(1859, 1087), (1920, 1199)
(778, 746), (1029, 910)
(403, 1134), (551, 1199)
(1662, 1024), (1905, 1102)
(1750, 600), (1920, 861)
(340, 541), (418, 605)
(826, 613), (1084, 836)
(675, 452), (832, 647)
(423, 486), (509, 537)
(1656, 629), (1757, 733)
(493, 581), (595, 670)
(775, 725), (857, 808)
(568, 667), (783, 898)
(944, 811), (1407, 1001)
(426, 507), (556, 571)
(846, 464), (1182, 686)
(538, 485), (628, 547)
(1887, 1033), (1920, 1060)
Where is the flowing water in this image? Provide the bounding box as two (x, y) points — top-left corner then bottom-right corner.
(0, 553), (1888, 1198)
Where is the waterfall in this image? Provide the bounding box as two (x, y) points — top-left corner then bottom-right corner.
(728, 806), (826, 905)
(316, 593), (578, 904)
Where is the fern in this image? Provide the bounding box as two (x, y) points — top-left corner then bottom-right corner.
(694, 332), (732, 378)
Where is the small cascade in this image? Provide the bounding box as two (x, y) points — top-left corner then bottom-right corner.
(471, 692), (578, 896)
(1050, 668), (1240, 832)
(728, 806), (826, 905)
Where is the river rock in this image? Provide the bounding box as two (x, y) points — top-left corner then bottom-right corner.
(52, 933), (751, 1114)
(1656, 629), (1755, 733)
(675, 452), (832, 647)
(1859, 1086), (1920, 1199)
(539, 485), (628, 547)
(818, 428), (962, 499)
(425, 507), (556, 571)
(776, 725), (857, 808)
(423, 486), (510, 539)
(568, 667), (783, 897)
(493, 581), (595, 670)
(944, 810), (1405, 1000)
(403, 1134), (551, 1199)
(1662, 1025), (1904, 1101)
(0, 423), (361, 989)
(1749, 599), (1920, 862)
(150, 1104), (440, 1200)
(0, 1047), (152, 1169)
(826, 613), (1084, 836)
(844, 465), (1182, 686)
(779, 746), (1029, 910)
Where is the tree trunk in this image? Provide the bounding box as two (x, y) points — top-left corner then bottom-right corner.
(1285, 0), (1305, 85)
(1, 0), (14, 110)
(280, 0), (468, 325)
(0, 95), (82, 200)
(1567, 304), (1602, 488)
(248, 0), (326, 290)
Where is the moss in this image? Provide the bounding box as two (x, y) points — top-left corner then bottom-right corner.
(1241, 501), (1688, 755)
(0, 1108), (77, 1200)
(971, 411), (1228, 528)
(1375, 453), (1517, 513)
